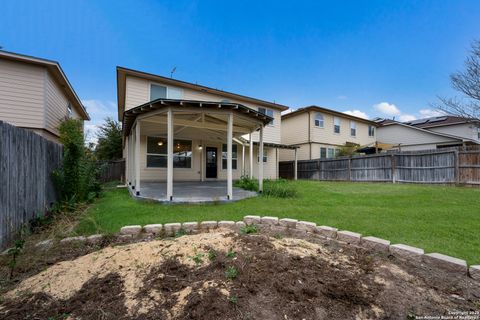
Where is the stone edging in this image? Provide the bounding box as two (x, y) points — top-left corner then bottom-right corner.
(32, 215), (479, 281)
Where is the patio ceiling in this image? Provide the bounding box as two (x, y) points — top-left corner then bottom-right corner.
(123, 98), (274, 138)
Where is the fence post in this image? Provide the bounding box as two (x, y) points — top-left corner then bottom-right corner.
(454, 150), (459, 185)
(348, 157), (352, 181)
(391, 154), (396, 183)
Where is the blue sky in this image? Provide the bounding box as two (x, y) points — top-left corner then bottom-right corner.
(1, 1), (480, 140)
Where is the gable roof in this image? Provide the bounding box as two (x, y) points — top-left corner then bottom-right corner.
(0, 50), (90, 120)
(404, 115), (479, 129)
(117, 66), (289, 120)
(379, 119), (478, 143)
(282, 105), (378, 125)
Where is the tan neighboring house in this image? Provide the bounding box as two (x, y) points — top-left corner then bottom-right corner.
(405, 116), (480, 144)
(117, 67), (295, 201)
(279, 106), (378, 161)
(0, 50), (89, 142)
(376, 118), (480, 151)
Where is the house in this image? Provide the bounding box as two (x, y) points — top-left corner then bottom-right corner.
(376, 118), (479, 151)
(279, 106), (378, 161)
(0, 50), (90, 142)
(404, 116), (480, 143)
(116, 67), (296, 201)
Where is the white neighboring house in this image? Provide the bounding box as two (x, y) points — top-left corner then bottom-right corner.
(376, 118), (479, 151)
(405, 116), (480, 144)
(117, 67), (296, 201)
(0, 50), (90, 142)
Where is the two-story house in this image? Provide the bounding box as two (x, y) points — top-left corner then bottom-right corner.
(0, 50), (90, 142)
(117, 67), (295, 201)
(279, 106), (378, 161)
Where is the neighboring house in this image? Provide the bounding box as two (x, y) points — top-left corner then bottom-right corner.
(0, 51), (89, 142)
(117, 66), (295, 200)
(376, 118), (479, 151)
(405, 116), (480, 143)
(279, 106), (378, 161)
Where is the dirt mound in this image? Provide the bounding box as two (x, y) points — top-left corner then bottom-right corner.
(1, 230), (479, 319)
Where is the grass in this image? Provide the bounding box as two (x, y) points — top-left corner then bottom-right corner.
(75, 180), (480, 264)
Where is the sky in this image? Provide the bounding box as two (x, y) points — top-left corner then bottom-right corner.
(1, 0), (480, 142)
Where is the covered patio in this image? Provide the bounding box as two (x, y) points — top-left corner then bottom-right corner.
(123, 98), (298, 202)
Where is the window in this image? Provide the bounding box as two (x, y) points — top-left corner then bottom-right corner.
(320, 147), (327, 159)
(257, 149), (268, 162)
(368, 125), (375, 137)
(333, 117), (341, 134)
(314, 113), (324, 128)
(327, 147), (336, 158)
(150, 84), (167, 101)
(350, 121), (357, 137)
(146, 136), (192, 168)
(66, 103), (72, 118)
(258, 107), (274, 126)
(477, 127), (480, 140)
(222, 144), (238, 169)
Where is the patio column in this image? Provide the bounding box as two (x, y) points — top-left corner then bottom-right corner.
(127, 134), (132, 186)
(242, 144), (246, 176)
(227, 113), (233, 200)
(167, 108), (173, 201)
(258, 125), (264, 192)
(294, 148), (298, 180)
(249, 133), (253, 179)
(135, 121), (141, 195)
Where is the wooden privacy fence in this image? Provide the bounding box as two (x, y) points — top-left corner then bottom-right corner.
(279, 149), (480, 185)
(98, 159), (125, 183)
(0, 121), (63, 249)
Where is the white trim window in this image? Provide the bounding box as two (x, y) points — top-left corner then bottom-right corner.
(66, 103), (72, 118)
(333, 117), (341, 134)
(314, 113), (324, 128)
(150, 84), (167, 100)
(222, 143), (238, 170)
(477, 126), (480, 140)
(258, 107), (274, 126)
(257, 149), (268, 163)
(320, 147), (327, 159)
(146, 136), (192, 168)
(368, 125), (375, 137)
(350, 121), (357, 137)
(327, 147), (336, 158)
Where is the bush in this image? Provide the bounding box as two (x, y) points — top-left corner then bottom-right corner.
(263, 179), (298, 198)
(234, 175), (258, 192)
(52, 119), (101, 205)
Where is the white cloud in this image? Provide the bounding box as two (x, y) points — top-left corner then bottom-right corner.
(82, 99), (117, 145)
(398, 114), (417, 122)
(343, 110), (369, 119)
(419, 109), (446, 118)
(373, 102), (401, 116)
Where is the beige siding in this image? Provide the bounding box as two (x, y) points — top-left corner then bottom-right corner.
(0, 59), (45, 128)
(281, 112), (309, 145)
(428, 123), (480, 142)
(124, 75), (282, 144)
(45, 71), (71, 135)
(377, 124), (459, 149)
(309, 111), (375, 147)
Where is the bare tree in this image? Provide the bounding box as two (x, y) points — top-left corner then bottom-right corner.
(434, 40), (480, 120)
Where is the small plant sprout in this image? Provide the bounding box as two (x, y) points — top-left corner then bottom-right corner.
(8, 238), (25, 279)
(228, 295), (238, 305)
(225, 266), (238, 280)
(174, 229), (187, 238)
(208, 249), (217, 261)
(226, 249), (236, 258)
(190, 252), (204, 265)
(240, 224), (258, 234)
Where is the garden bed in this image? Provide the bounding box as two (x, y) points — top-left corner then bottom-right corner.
(1, 229), (479, 319)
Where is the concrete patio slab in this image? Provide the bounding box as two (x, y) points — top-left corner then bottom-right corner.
(133, 181), (257, 203)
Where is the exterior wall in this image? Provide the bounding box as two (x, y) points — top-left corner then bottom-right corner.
(308, 111), (375, 147)
(45, 71), (80, 136)
(131, 135), (277, 182)
(0, 59), (45, 129)
(428, 123), (480, 142)
(124, 75), (282, 144)
(279, 143), (309, 161)
(281, 112), (309, 145)
(377, 124), (460, 150)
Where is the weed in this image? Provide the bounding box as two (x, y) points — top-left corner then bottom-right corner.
(190, 252), (204, 265)
(225, 266), (238, 280)
(7, 238), (25, 279)
(228, 295), (238, 305)
(174, 229), (187, 238)
(226, 249), (236, 258)
(262, 179), (297, 198)
(240, 224), (258, 234)
(208, 249), (217, 261)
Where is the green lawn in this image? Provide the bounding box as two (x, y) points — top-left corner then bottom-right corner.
(75, 181), (480, 265)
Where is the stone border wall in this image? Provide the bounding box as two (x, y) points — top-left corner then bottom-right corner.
(31, 215), (480, 281)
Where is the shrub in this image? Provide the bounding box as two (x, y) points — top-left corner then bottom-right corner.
(234, 175), (258, 192)
(240, 224), (258, 234)
(262, 179), (297, 198)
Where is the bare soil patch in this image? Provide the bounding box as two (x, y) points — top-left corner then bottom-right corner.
(1, 230), (479, 319)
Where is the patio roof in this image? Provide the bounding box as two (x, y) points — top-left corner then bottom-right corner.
(123, 98), (274, 137)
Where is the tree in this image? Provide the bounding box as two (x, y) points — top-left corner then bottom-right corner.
(434, 39), (480, 120)
(95, 117), (123, 161)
